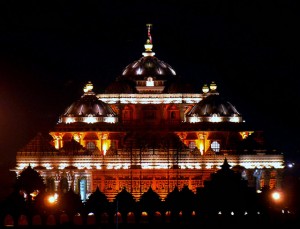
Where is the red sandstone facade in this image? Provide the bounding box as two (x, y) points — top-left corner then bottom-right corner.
(14, 25), (284, 201)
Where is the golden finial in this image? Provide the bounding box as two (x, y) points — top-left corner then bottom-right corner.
(146, 24), (153, 44)
(83, 81), (93, 93)
(209, 81), (217, 91)
(202, 84), (209, 93)
(144, 24), (153, 52)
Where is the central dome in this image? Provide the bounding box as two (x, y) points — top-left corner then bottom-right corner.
(121, 55), (176, 81)
(105, 25), (185, 94)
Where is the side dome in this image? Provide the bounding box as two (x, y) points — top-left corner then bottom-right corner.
(59, 82), (118, 124)
(186, 82), (242, 123)
(105, 24), (179, 94)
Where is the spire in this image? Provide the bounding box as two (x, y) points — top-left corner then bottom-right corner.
(143, 24), (155, 56)
(220, 157), (231, 171)
(147, 23), (152, 44)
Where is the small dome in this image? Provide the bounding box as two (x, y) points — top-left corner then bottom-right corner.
(59, 82), (117, 124)
(186, 85), (242, 123)
(188, 94), (240, 116)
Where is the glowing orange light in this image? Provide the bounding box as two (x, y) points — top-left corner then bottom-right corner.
(48, 196), (56, 204)
(272, 191), (281, 201)
(46, 193), (58, 205)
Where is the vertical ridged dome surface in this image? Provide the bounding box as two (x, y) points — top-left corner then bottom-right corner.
(121, 56), (177, 81)
(186, 82), (242, 123)
(187, 94), (241, 117)
(59, 82), (117, 123)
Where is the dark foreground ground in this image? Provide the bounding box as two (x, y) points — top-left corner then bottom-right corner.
(4, 218), (300, 229)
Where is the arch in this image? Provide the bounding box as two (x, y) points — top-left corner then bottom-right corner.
(179, 211), (183, 221)
(18, 214), (28, 226)
(73, 213), (83, 225)
(100, 212), (109, 224)
(153, 211), (162, 223)
(60, 213), (69, 224)
(140, 211), (148, 224)
(146, 77), (154, 86)
(165, 211), (171, 223)
(86, 141), (96, 151)
(127, 212), (135, 224)
(32, 214), (42, 225)
(59, 177), (69, 193)
(78, 177), (87, 201)
(114, 212), (122, 224)
(46, 214), (56, 225)
(167, 105), (180, 123)
(87, 213), (96, 225)
(122, 105), (133, 120)
(4, 214), (14, 227)
(46, 177), (55, 193)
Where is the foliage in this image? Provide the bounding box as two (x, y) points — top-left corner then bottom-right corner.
(139, 186), (161, 214)
(14, 165), (45, 201)
(57, 189), (83, 215)
(85, 186), (110, 214)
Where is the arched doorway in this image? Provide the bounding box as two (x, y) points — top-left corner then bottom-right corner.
(78, 177), (87, 201)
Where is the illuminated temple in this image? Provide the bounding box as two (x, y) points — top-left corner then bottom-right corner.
(13, 25), (285, 201)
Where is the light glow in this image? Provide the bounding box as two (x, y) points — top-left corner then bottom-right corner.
(58, 163), (69, 169)
(239, 131), (254, 139)
(199, 143), (204, 154)
(206, 163), (213, 169)
(84, 116), (97, 124)
(229, 116), (240, 123)
(136, 68), (142, 75)
(104, 116), (116, 123)
(210, 115), (222, 123)
(272, 191), (281, 201)
(66, 117), (75, 123)
(48, 193), (58, 204)
(189, 116), (200, 123)
(43, 163), (53, 169)
(73, 134), (81, 142)
(74, 163), (92, 169)
(146, 77), (154, 86)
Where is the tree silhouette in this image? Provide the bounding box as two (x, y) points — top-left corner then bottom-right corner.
(164, 186), (181, 222)
(85, 186), (110, 223)
(14, 165), (45, 202)
(180, 185), (196, 222)
(113, 187), (136, 223)
(138, 186), (162, 222)
(1, 190), (26, 222)
(201, 158), (257, 215)
(57, 189), (83, 216)
(33, 190), (51, 215)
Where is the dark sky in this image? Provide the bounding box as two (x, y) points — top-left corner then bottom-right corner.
(0, 0), (300, 167)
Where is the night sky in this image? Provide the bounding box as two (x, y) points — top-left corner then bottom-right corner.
(0, 0), (299, 169)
